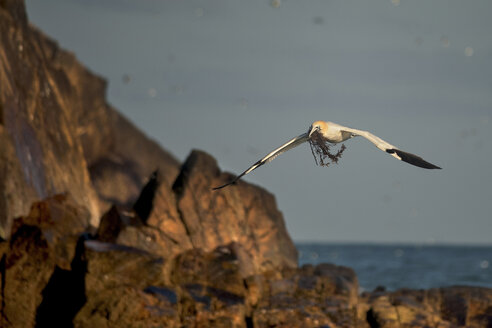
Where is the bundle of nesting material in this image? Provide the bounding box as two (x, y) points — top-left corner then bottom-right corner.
(308, 131), (346, 166)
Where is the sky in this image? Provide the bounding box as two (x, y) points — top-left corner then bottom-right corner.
(25, 0), (492, 244)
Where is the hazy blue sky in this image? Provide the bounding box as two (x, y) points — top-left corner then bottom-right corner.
(26, 0), (491, 244)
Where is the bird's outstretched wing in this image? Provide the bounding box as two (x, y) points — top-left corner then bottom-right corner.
(339, 126), (441, 169)
(213, 132), (310, 190)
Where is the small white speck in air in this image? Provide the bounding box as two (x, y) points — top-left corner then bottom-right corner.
(391, 0), (400, 7)
(480, 260), (489, 269)
(440, 36), (450, 48)
(465, 47), (474, 57)
(122, 74), (131, 84)
(271, 0), (281, 9)
(195, 8), (204, 17)
(147, 88), (157, 98)
(239, 98), (249, 109)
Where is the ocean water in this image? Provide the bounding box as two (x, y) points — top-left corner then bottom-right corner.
(297, 243), (492, 292)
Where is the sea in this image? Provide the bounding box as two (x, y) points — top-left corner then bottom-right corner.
(296, 243), (492, 292)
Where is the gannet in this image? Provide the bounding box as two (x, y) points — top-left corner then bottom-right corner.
(213, 120), (441, 190)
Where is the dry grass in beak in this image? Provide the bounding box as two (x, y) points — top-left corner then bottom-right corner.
(308, 131), (346, 166)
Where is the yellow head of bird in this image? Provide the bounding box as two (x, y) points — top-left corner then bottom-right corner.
(309, 120), (327, 137)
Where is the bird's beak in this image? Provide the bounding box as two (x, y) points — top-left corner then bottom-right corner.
(308, 126), (316, 138)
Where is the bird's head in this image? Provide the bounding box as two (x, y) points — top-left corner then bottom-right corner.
(308, 120), (326, 137)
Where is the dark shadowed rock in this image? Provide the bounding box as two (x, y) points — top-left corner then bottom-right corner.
(73, 240), (181, 327)
(0, 194), (89, 327)
(95, 194), (190, 259)
(95, 205), (129, 243)
(35, 234), (88, 327)
(133, 170), (160, 223)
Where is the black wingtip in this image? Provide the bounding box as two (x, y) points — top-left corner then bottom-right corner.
(212, 180), (237, 190)
(212, 169), (251, 191)
(212, 184), (228, 191)
(387, 149), (442, 169)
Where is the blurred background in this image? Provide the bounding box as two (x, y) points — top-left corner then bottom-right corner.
(25, 0), (491, 246)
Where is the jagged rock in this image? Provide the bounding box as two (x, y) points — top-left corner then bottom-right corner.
(0, 0), (180, 239)
(98, 152), (298, 275)
(73, 240), (180, 327)
(363, 286), (492, 328)
(82, 240), (166, 290)
(97, 170), (191, 258)
(95, 205), (129, 243)
(252, 263), (361, 328)
(75, 241), (253, 328)
(139, 168), (194, 255)
(171, 244), (251, 293)
(0, 2), (101, 231)
(133, 170), (160, 223)
(75, 287), (180, 328)
(438, 286), (492, 327)
(95, 201), (189, 259)
(0, 194), (89, 327)
(171, 244), (251, 328)
(0, 126), (37, 239)
(172, 150), (298, 272)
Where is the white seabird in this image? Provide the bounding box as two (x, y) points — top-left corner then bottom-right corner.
(213, 120), (441, 190)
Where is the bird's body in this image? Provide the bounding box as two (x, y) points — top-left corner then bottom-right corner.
(213, 120), (441, 190)
(313, 121), (355, 143)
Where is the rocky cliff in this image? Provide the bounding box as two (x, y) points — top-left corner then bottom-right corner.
(0, 0), (296, 268)
(1, 1), (491, 327)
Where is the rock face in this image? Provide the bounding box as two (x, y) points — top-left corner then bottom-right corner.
(363, 287), (492, 328)
(0, 0), (181, 238)
(1, 0), (100, 232)
(1, 194), (90, 327)
(91, 151), (298, 272)
(172, 150), (298, 270)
